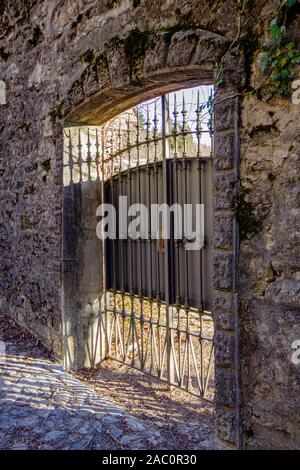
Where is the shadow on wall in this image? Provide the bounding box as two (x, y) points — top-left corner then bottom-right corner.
(63, 126), (104, 370)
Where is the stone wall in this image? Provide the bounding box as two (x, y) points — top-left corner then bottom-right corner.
(0, 0), (299, 449)
(240, 96), (300, 449)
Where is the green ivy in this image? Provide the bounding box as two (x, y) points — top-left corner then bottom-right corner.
(260, 0), (300, 97)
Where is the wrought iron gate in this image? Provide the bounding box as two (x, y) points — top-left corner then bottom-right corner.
(100, 87), (215, 402)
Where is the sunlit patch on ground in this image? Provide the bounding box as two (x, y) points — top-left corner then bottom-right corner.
(0, 313), (214, 450)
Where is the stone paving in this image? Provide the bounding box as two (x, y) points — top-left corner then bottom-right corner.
(0, 314), (214, 450)
(0, 344), (170, 450)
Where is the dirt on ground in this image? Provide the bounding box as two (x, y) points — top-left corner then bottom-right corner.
(74, 359), (215, 449)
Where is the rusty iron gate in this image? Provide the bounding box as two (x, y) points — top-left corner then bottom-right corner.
(63, 86), (215, 400)
(100, 87), (215, 402)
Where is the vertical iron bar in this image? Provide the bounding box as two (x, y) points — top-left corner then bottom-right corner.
(101, 127), (110, 358)
(196, 90), (202, 159)
(111, 175), (117, 357)
(153, 102), (162, 375)
(95, 128), (100, 181)
(127, 114), (135, 367)
(181, 94), (187, 158)
(78, 128), (83, 182)
(68, 129), (74, 184)
(118, 118), (126, 361)
(182, 93), (191, 389)
(136, 108), (144, 369)
(197, 91), (205, 394)
(162, 94), (175, 386)
(146, 104), (154, 373)
(173, 94), (178, 159)
(87, 127), (92, 181)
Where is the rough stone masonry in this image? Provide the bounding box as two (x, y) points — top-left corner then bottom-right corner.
(0, 0), (299, 450)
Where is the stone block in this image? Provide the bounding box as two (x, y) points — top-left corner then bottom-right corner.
(107, 42), (130, 89)
(82, 65), (99, 97)
(214, 98), (236, 131)
(214, 131), (235, 170)
(214, 211), (234, 250)
(216, 408), (238, 445)
(213, 251), (234, 290)
(144, 37), (168, 75)
(166, 31), (199, 67)
(215, 369), (236, 407)
(67, 79), (85, 108)
(214, 291), (238, 330)
(214, 171), (237, 210)
(192, 31), (225, 66)
(215, 331), (235, 367)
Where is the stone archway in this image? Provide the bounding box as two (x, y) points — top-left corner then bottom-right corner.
(61, 28), (243, 449)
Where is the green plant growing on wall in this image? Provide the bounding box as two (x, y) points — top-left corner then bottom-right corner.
(259, 0), (300, 97)
(214, 0), (299, 101)
(214, 0), (250, 88)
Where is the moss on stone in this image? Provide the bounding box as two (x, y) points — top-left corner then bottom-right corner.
(124, 28), (157, 77)
(94, 53), (108, 68)
(81, 49), (95, 64)
(48, 104), (62, 124)
(28, 26), (42, 47)
(20, 122), (32, 132)
(239, 33), (260, 91)
(106, 0), (121, 8)
(26, 185), (35, 196)
(40, 159), (51, 174)
(236, 188), (262, 241)
(0, 47), (10, 61)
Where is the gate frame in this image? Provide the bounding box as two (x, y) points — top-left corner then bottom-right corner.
(62, 33), (243, 449)
(101, 90), (215, 400)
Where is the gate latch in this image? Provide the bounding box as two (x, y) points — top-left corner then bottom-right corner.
(158, 231), (165, 252)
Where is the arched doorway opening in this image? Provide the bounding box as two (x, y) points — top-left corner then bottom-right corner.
(63, 84), (216, 448)
(63, 68), (241, 448)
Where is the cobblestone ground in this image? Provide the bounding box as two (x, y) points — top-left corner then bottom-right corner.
(0, 314), (214, 450)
